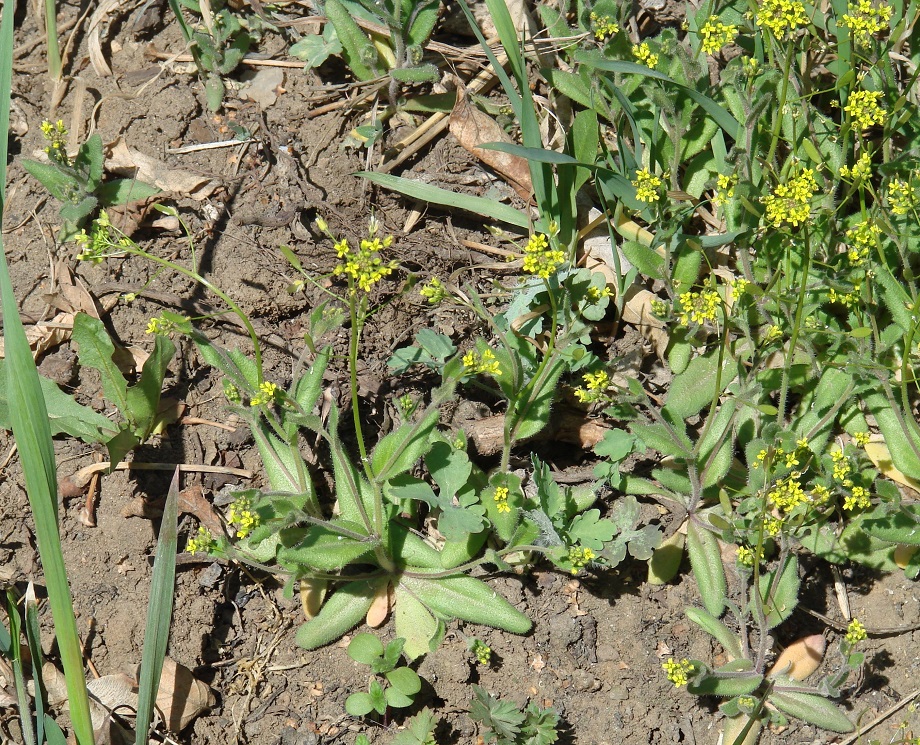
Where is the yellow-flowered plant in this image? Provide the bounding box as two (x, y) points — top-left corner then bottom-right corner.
(887, 178), (915, 215)
(853, 432), (871, 447)
(839, 152), (873, 183)
(713, 173), (737, 206)
(844, 219), (879, 266)
(762, 168), (819, 228)
(633, 168), (663, 203)
(845, 618), (867, 644)
(678, 289), (721, 326)
(755, 0), (809, 36)
(573, 369), (610, 403)
(40, 119), (69, 165)
(250, 381), (281, 407)
(699, 18), (739, 54)
(843, 485), (871, 511)
(839, 0), (892, 44)
(227, 493), (260, 538)
(463, 347), (502, 377)
(74, 209), (134, 263)
(844, 89), (887, 130)
(522, 233), (566, 278)
(186, 526), (217, 554)
(420, 276), (448, 304)
(632, 41), (659, 68)
(493, 485), (511, 513)
(662, 658), (695, 687)
(566, 546), (595, 574)
(590, 12), (619, 41)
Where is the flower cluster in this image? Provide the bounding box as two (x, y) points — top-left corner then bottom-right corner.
(839, 0), (892, 44)
(632, 168), (663, 203)
(574, 369), (610, 404)
(74, 211), (134, 263)
(522, 233), (565, 278)
(839, 151), (873, 183)
(662, 658), (695, 687)
(845, 618), (867, 644)
(250, 381), (281, 407)
(590, 12), (619, 41)
(470, 639), (492, 665)
(463, 348), (502, 377)
(40, 119), (69, 165)
(844, 90), (887, 130)
(762, 168), (818, 228)
(493, 485), (511, 514)
(853, 431), (871, 447)
(586, 285), (613, 303)
(678, 289), (720, 326)
(186, 526), (216, 554)
(831, 449), (853, 486)
(731, 278), (749, 302)
(737, 544), (764, 568)
(227, 493), (260, 538)
(699, 18), (739, 54)
(844, 219), (879, 266)
(632, 42), (659, 68)
(713, 173), (737, 207)
(843, 485), (872, 511)
(419, 277), (447, 304)
(145, 313), (187, 336)
(755, 0), (809, 36)
(828, 284), (862, 308)
(768, 474), (808, 513)
(887, 178), (915, 215)
(223, 380), (242, 404)
(567, 546), (596, 574)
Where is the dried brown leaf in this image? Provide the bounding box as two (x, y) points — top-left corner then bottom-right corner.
(155, 657), (215, 731)
(107, 139), (220, 199)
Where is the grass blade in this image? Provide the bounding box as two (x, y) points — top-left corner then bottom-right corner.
(0, 3), (94, 742)
(5, 590), (36, 745)
(134, 468), (179, 745)
(24, 585), (47, 745)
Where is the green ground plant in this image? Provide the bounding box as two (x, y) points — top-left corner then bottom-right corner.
(22, 123), (158, 239)
(469, 686), (560, 745)
(344, 633), (423, 717)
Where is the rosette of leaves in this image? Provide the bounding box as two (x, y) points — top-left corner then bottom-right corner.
(469, 686), (560, 745)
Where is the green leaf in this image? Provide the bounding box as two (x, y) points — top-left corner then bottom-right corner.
(569, 508), (616, 550)
(371, 407), (439, 482)
(512, 357), (565, 442)
(770, 677), (854, 733)
(686, 607), (743, 660)
(664, 348), (737, 421)
(290, 26), (343, 68)
(862, 505), (920, 545)
(392, 708), (438, 745)
(72, 312), (129, 412)
(621, 239), (665, 280)
(347, 632), (385, 665)
(400, 574), (531, 634)
(648, 530), (685, 585)
(296, 579), (383, 650)
(395, 583), (442, 660)
(96, 178), (160, 206)
(386, 666), (422, 696)
(325, 0), (380, 80)
(75, 134), (104, 188)
(21, 159), (83, 203)
(754, 556), (799, 629)
(358, 172), (529, 229)
(346, 689), (384, 717)
(125, 334), (175, 437)
(687, 671), (763, 697)
(278, 522), (372, 571)
(687, 521), (727, 617)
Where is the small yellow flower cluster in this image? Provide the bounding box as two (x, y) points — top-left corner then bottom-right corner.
(493, 485), (511, 514)
(419, 277), (447, 304)
(522, 233), (566, 278)
(764, 516), (783, 536)
(227, 493), (259, 538)
(250, 381), (281, 407)
(845, 618), (868, 644)
(662, 658), (695, 687)
(828, 284), (861, 308)
(831, 450), (853, 485)
(590, 12), (620, 41)
(713, 173), (738, 207)
(887, 178), (915, 215)
(737, 544), (764, 567)
(843, 485), (871, 511)
(586, 285), (613, 303)
(844, 90), (887, 130)
(74, 211), (134, 263)
(186, 526), (216, 554)
(731, 278), (749, 302)
(334, 233), (399, 292)
(811, 484), (832, 503)
(471, 639), (492, 665)
(40, 119), (68, 165)
(463, 348), (502, 377)
(845, 219), (879, 266)
(699, 17), (739, 54)
(632, 42), (659, 68)
(839, 0), (892, 44)
(145, 314), (186, 336)
(567, 546), (596, 574)
(853, 431), (871, 447)
(633, 168), (663, 203)
(755, 0), (809, 36)
(762, 168), (818, 228)
(839, 151), (873, 182)
(223, 380), (242, 404)
(765, 324), (783, 343)
(768, 474), (808, 513)
(573, 370), (610, 404)
(678, 289), (721, 326)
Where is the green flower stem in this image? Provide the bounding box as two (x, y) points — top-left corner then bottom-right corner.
(765, 39), (795, 167)
(401, 544), (555, 579)
(777, 230), (811, 426)
(43, 0), (61, 81)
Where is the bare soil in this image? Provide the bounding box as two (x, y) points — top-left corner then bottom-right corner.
(2, 2), (920, 744)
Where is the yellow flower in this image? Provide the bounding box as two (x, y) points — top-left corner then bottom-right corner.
(250, 381), (281, 407)
(762, 168), (818, 228)
(844, 90), (887, 130)
(713, 173), (738, 206)
(567, 546), (596, 573)
(839, 0), (892, 44)
(699, 18), (739, 54)
(768, 474), (808, 513)
(332, 226), (398, 293)
(843, 485), (871, 511)
(186, 526), (216, 554)
(632, 42), (659, 68)
(40, 119), (68, 165)
(590, 12), (620, 41)
(887, 178), (915, 215)
(845, 618), (867, 644)
(632, 168), (663, 203)
(493, 485), (511, 514)
(736, 545), (763, 567)
(463, 348), (502, 377)
(853, 431), (871, 447)
(522, 233), (566, 278)
(677, 289), (721, 326)
(755, 0), (809, 36)
(839, 151), (873, 182)
(227, 493), (260, 538)
(662, 658), (695, 687)
(831, 450), (852, 482)
(420, 277), (447, 304)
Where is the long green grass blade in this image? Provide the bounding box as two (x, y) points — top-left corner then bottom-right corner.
(0, 3), (94, 742)
(358, 171), (529, 229)
(134, 468), (179, 745)
(5, 590), (36, 745)
(24, 585), (47, 745)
